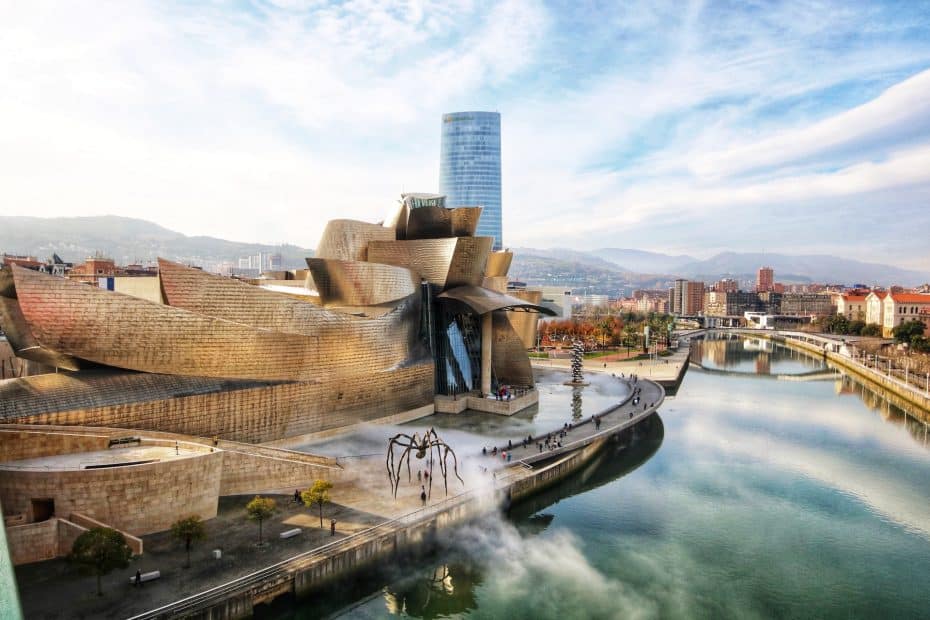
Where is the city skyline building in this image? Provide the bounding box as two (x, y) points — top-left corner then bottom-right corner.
(670, 279), (705, 316)
(439, 111), (503, 251)
(757, 266), (774, 292)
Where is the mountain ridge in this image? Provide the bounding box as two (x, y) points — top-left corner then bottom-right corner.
(1, 215), (925, 286)
(0, 215), (314, 269)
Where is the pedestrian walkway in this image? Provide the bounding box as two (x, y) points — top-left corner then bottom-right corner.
(476, 374), (664, 467)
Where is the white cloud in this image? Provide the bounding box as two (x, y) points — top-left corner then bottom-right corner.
(691, 69), (930, 180)
(0, 0), (928, 271)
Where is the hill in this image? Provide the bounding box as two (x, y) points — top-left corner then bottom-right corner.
(674, 252), (928, 286)
(0, 216), (314, 269)
(593, 248), (696, 273)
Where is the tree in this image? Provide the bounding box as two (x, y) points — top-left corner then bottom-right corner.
(302, 479), (334, 529)
(171, 515), (206, 568)
(246, 496), (276, 546)
(69, 527), (132, 596)
(861, 323), (882, 337)
(893, 320), (926, 344)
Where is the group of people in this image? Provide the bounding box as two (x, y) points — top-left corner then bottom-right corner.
(495, 385), (514, 401)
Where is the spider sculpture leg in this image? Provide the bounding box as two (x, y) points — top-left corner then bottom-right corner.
(386, 433), (417, 499)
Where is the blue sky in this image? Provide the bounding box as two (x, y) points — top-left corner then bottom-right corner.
(2, 1), (929, 270)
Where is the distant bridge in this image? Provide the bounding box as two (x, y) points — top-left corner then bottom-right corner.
(689, 360), (841, 382)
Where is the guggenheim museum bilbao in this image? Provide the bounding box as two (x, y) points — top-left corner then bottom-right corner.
(0, 194), (552, 445)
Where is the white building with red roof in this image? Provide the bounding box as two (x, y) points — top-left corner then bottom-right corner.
(882, 293), (930, 337)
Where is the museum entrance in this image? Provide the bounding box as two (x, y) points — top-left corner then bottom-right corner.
(31, 498), (54, 522)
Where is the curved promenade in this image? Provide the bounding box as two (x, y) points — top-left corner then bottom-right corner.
(127, 376), (665, 620)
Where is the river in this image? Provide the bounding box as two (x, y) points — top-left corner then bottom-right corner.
(266, 333), (930, 619)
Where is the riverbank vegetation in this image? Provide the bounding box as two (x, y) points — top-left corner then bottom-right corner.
(538, 312), (675, 351)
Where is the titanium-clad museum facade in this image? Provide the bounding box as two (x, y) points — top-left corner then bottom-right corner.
(439, 111), (503, 250)
(0, 195), (549, 444)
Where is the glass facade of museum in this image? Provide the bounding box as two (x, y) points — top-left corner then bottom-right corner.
(439, 112), (502, 250)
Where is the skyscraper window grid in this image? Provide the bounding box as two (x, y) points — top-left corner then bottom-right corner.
(439, 111), (502, 250)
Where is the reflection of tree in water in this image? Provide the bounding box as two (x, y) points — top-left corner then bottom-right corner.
(381, 563), (481, 618)
(834, 375), (930, 449)
(376, 415), (665, 619)
(571, 387), (583, 422)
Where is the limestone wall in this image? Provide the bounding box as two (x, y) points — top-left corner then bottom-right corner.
(0, 429), (109, 461)
(8, 363), (435, 444)
(5, 519), (58, 564)
(0, 451), (223, 535)
(4, 516), (141, 566)
(219, 450), (344, 496)
(57, 518), (88, 558)
(69, 512), (143, 555)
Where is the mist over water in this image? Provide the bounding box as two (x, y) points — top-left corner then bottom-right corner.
(271, 334), (930, 619)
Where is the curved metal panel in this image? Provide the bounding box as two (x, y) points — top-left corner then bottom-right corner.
(315, 219), (396, 262)
(492, 312), (534, 387)
(306, 258), (418, 307)
(405, 206), (452, 240)
(450, 207), (482, 237)
(367, 238), (457, 286)
(13, 265), (420, 382)
(406, 206), (482, 240)
(485, 251), (513, 278)
(0, 267), (85, 371)
(437, 285), (556, 316)
(507, 289), (543, 349)
(482, 276), (508, 293)
(159, 258), (424, 367)
(383, 202), (409, 240)
(446, 237), (494, 289)
(367, 237), (492, 289)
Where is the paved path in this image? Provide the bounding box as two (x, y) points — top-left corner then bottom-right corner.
(474, 374), (664, 467)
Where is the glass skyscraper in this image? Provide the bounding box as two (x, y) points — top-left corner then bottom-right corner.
(439, 111), (502, 250)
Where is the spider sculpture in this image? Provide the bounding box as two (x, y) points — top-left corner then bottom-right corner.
(386, 427), (464, 499)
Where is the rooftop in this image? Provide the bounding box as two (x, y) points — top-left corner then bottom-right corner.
(0, 443), (208, 472)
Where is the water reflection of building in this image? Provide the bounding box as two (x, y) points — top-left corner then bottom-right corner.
(755, 353), (771, 375)
(382, 563), (480, 618)
(833, 375), (929, 448)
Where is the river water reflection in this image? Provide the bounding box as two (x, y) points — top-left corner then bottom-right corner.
(272, 334), (930, 619)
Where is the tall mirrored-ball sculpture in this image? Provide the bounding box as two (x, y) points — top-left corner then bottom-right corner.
(564, 339), (589, 386)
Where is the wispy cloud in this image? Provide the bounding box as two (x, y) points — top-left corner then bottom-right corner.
(0, 0), (928, 271)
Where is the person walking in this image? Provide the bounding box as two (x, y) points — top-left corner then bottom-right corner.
(134, 569), (142, 588)
(330, 519), (336, 536)
(420, 486), (427, 505)
(293, 489), (300, 504)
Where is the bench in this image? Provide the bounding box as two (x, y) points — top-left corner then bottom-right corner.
(129, 570), (160, 584)
(109, 436), (140, 447)
(279, 528), (301, 539)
